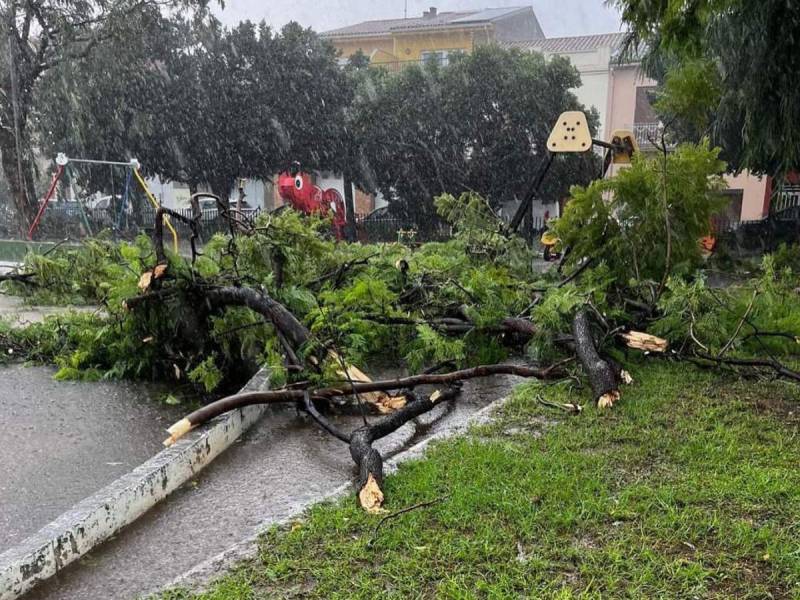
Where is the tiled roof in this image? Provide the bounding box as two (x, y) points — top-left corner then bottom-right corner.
(449, 7), (528, 23)
(504, 32), (627, 54)
(320, 7), (528, 38)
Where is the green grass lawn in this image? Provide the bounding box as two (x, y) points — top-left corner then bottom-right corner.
(159, 361), (800, 599)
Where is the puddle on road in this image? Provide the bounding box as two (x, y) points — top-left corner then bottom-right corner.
(0, 364), (181, 549)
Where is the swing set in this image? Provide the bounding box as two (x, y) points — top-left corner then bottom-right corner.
(28, 153), (179, 253)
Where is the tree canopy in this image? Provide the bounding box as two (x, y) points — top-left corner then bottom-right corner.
(613, 0), (800, 177)
(1, 0), (211, 232)
(352, 46), (600, 222)
(36, 16), (353, 200)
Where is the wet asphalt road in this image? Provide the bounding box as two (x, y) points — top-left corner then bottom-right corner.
(0, 365), (179, 549)
(0, 294), (99, 326)
(15, 372), (524, 600)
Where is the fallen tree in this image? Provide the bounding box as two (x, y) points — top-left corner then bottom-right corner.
(2, 142), (800, 511)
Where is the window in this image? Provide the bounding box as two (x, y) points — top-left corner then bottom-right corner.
(420, 49), (462, 67)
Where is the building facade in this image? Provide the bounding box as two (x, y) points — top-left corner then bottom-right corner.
(320, 6), (544, 70)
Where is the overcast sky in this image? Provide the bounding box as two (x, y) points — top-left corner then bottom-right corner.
(213, 1), (623, 37)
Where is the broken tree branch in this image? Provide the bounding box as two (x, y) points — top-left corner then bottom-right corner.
(163, 362), (566, 446)
(718, 289), (758, 358)
(571, 309), (621, 408)
(691, 352), (800, 383)
(350, 386), (461, 512)
(153, 204), (202, 265)
(302, 390), (350, 443)
(370, 495), (449, 543)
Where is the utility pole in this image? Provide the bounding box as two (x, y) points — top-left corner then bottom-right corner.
(404, 0), (408, 19)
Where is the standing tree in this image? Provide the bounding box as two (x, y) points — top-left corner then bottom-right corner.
(0, 0), (210, 235)
(353, 46), (599, 223)
(160, 19), (353, 200)
(34, 7), (183, 190)
(612, 0), (800, 176)
(36, 16), (354, 204)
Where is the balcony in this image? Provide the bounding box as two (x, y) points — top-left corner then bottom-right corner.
(369, 54), (456, 73)
(631, 122), (664, 148)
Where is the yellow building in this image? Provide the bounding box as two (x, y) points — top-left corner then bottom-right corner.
(320, 6), (544, 70)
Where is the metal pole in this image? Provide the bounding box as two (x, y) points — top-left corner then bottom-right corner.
(509, 153), (555, 234)
(66, 157), (139, 167)
(28, 165), (65, 240)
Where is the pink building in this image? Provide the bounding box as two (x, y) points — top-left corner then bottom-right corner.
(605, 57), (770, 221)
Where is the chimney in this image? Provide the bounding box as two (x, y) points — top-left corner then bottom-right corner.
(423, 6), (438, 18)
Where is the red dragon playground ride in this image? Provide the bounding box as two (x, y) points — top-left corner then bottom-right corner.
(277, 166), (347, 240)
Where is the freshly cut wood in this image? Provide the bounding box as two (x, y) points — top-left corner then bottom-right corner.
(358, 473), (386, 514)
(163, 418), (193, 447)
(597, 391), (621, 409)
(137, 271), (153, 292)
(621, 331), (669, 353)
(330, 351), (406, 413)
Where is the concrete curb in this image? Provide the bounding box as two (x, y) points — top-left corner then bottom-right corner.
(0, 369), (271, 600)
(165, 394), (510, 593)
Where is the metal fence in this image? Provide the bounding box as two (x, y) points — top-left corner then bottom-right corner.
(355, 214), (450, 243)
(9, 203), (460, 245)
(369, 56), (452, 73)
(18, 198), (788, 250)
(769, 185), (800, 214)
(29, 204), (265, 242)
(354, 214), (547, 244)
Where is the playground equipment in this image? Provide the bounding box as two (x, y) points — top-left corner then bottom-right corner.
(510, 112), (639, 235)
(28, 154), (179, 253)
(520, 111), (714, 258)
(277, 164), (347, 239)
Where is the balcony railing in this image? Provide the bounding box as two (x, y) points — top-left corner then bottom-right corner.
(369, 56), (451, 73)
(631, 122), (663, 147)
(770, 185), (800, 216)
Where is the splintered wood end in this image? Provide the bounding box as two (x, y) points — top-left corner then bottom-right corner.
(374, 395), (407, 414)
(163, 418), (193, 447)
(138, 271), (153, 292)
(597, 391), (620, 410)
(358, 473), (386, 514)
(621, 331), (668, 353)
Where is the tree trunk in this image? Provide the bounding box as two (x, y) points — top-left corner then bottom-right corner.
(571, 309), (620, 408)
(0, 129), (37, 236)
(343, 172), (357, 242)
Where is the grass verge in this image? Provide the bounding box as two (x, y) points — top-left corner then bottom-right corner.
(158, 360), (800, 599)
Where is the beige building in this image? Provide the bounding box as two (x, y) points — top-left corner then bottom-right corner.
(507, 33), (626, 142)
(323, 9), (772, 222)
(320, 6), (544, 70)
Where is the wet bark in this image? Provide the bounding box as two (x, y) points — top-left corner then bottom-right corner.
(349, 386), (461, 511)
(202, 286), (312, 359)
(165, 362), (565, 445)
(571, 309), (620, 408)
(0, 127), (37, 236)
